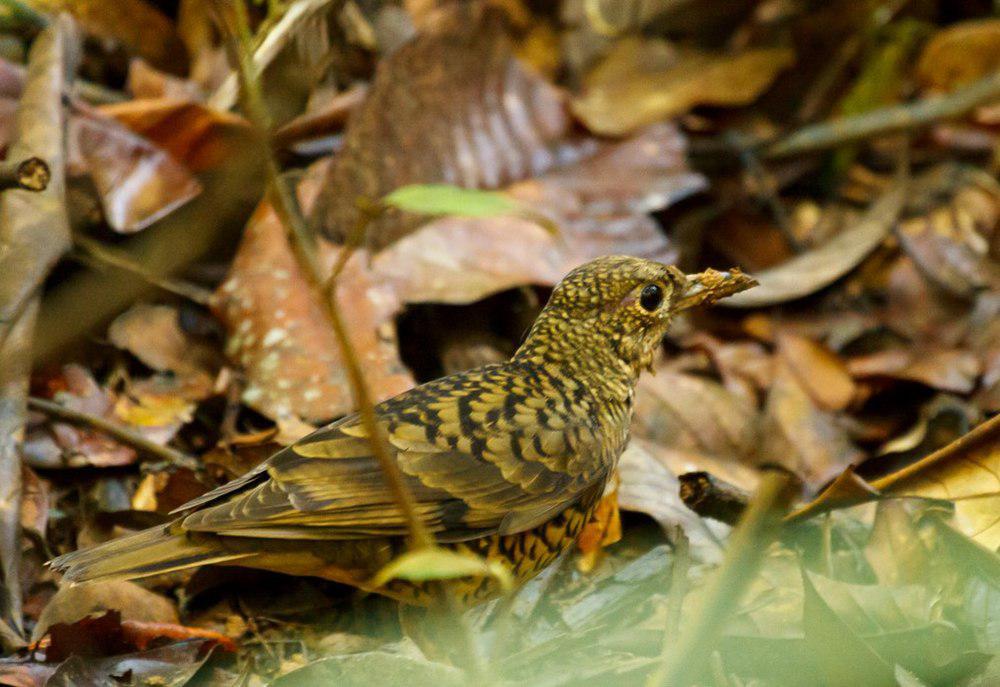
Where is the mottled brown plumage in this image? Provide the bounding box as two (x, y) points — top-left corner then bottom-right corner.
(51, 256), (754, 604)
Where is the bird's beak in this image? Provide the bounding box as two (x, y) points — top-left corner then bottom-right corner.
(672, 267), (758, 312)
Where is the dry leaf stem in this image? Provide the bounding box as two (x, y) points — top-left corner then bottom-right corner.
(27, 396), (199, 471)
(765, 68), (1000, 158)
(649, 470), (799, 686)
(71, 234), (214, 306)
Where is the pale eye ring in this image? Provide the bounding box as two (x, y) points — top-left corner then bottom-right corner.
(639, 283), (664, 312)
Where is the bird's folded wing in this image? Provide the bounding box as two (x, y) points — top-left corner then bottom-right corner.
(177, 381), (607, 541)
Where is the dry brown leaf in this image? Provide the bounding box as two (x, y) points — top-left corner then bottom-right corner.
(794, 415), (1000, 550)
(777, 333), (856, 411)
(572, 37), (794, 135)
(879, 410), (1000, 549)
(127, 58), (206, 101)
(33, 581), (178, 642)
(762, 356), (863, 487)
(723, 184), (905, 308)
(108, 304), (216, 383)
(0, 60), (201, 234)
(100, 98), (252, 173)
(25, 0), (187, 73)
(68, 107), (201, 233)
(23, 366), (191, 469)
(313, 6), (580, 249)
(846, 347), (982, 394)
(916, 19), (1000, 92)
(633, 368), (758, 460)
(616, 441), (736, 564)
(372, 123), (702, 304)
(212, 191), (414, 422)
(895, 171), (1000, 299)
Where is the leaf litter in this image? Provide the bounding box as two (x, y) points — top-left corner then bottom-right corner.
(2, 1), (1000, 685)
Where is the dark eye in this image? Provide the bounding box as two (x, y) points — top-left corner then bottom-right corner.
(639, 283), (664, 312)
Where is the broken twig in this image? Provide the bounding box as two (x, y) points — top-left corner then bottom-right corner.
(0, 158), (50, 192)
(27, 397), (199, 471)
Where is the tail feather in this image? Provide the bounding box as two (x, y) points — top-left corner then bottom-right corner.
(49, 522), (254, 583)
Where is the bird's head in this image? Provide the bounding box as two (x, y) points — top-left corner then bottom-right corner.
(516, 255), (755, 376)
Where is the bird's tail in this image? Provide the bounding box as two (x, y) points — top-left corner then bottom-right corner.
(49, 522), (254, 583)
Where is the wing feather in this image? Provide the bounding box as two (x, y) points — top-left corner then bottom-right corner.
(176, 365), (611, 542)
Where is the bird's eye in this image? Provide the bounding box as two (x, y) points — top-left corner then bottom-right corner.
(639, 283), (664, 312)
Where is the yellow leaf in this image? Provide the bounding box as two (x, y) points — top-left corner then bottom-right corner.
(872, 414), (1000, 550)
(370, 547), (513, 591)
(572, 37), (794, 135)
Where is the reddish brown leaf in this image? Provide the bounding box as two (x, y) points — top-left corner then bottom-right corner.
(312, 7), (576, 249)
(100, 98), (252, 173)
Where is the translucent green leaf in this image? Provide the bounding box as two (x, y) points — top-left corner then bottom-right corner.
(370, 547), (514, 590)
(382, 184), (520, 218)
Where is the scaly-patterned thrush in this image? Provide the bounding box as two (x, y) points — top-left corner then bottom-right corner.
(52, 256), (753, 604)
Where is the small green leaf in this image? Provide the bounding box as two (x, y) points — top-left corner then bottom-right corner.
(382, 184), (520, 218)
(370, 547), (514, 591)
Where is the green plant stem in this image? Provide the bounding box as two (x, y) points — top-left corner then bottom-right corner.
(211, 0), (434, 551)
(649, 470), (800, 687)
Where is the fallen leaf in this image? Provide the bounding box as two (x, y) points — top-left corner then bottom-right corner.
(373, 123), (701, 304)
(634, 368), (758, 460)
(100, 98), (253, 173)
(107, 303), (216, 382)
(24, 365), (136, 468)
(24, 0), (188, 72)
(23, 366), (192, 468)
(616, 440), (748, 564)
(846, 347), (982, 394)
(46, 638), (216, 687)
(722, 184), (906, 307)
(127, 58), (206, 101)
(572, 36), (794, 135)
(212, 183), (415, 422)
(777, 333), (856, 411)
(916, 19), (1000, 92)
(895, 169), (1000, 299)
(872, 414), (1000, 550)
(311, 6), (582, 250)
(762, 356), (863, 487)
(33, 581), (178, 642)
(19, 466), (49, 537)
(67, 106), (201, 233)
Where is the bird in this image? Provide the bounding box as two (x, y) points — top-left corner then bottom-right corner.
(51, 256), (753, 605)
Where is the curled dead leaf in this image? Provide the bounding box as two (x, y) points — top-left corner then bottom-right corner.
(723, 184), (906, 307)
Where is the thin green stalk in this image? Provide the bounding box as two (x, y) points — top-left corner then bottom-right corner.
(650, 470), (799, 687)
(210, 0), (433, 550)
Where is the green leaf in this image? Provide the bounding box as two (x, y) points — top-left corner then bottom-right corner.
(382, 184), (521, 218)
(371, 547), (514, 591)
